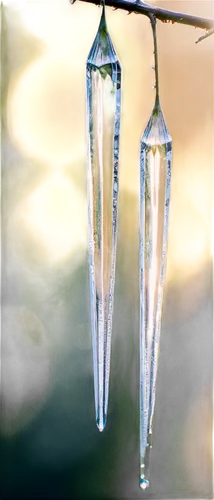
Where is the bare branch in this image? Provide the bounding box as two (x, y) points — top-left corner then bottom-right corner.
(70, 0), (214, 34)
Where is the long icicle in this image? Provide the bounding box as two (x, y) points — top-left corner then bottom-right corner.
(86, 1), (121, 431)
(139, 14), (172, 488)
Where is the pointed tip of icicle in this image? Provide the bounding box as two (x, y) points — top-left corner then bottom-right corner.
(96, 416), (106, 432)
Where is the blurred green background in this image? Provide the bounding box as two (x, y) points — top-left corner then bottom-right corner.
(1, 0), (213, 498)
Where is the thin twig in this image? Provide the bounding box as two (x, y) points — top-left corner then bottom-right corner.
(70, 0), (214, 34)
(148, 14), (160, 108)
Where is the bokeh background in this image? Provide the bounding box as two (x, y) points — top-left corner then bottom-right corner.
(1, 0), (213, 498)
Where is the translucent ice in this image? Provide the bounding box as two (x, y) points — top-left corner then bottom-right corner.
(140, 104), (172, 485)
(86, 5), (121, 431)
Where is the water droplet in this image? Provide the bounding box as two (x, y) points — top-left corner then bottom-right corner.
(151, 66), (155, 71)
(152, 84), (156, 89)
(140, 478), (150, 490)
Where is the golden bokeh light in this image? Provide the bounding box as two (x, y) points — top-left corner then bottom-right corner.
(25, 0), (72, 42)
(44, 0), (99, 53)
(166, 132), (212, 284)
(15, 172), (87, 264)
(7, 53), (85, 166)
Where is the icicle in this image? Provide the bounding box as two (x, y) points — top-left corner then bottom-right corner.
(86, 2), (121, 432)
(139, 15), (172, 488)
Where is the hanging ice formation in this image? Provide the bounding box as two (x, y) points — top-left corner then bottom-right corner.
(139, 15), (172, 489)
(86, 2), (121, 432)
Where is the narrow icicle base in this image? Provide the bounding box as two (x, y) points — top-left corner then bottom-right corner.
(140, 104), (172, 487)
(86, 6), (121, 432)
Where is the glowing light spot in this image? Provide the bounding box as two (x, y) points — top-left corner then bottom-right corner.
(25, 0), (72, 42)
(7, 54), (84, 166)
(18, 173), (87, 264)
(166, 137), (211, 284)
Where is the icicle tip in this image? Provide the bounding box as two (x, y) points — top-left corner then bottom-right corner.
(96, 416), (107, 432)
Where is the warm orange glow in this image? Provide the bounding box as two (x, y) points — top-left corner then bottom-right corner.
(25, 0), (72, 42)
(7, 54), (85, 166)
(17, 173), (87, 264)
(167, 153), (212, 284)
